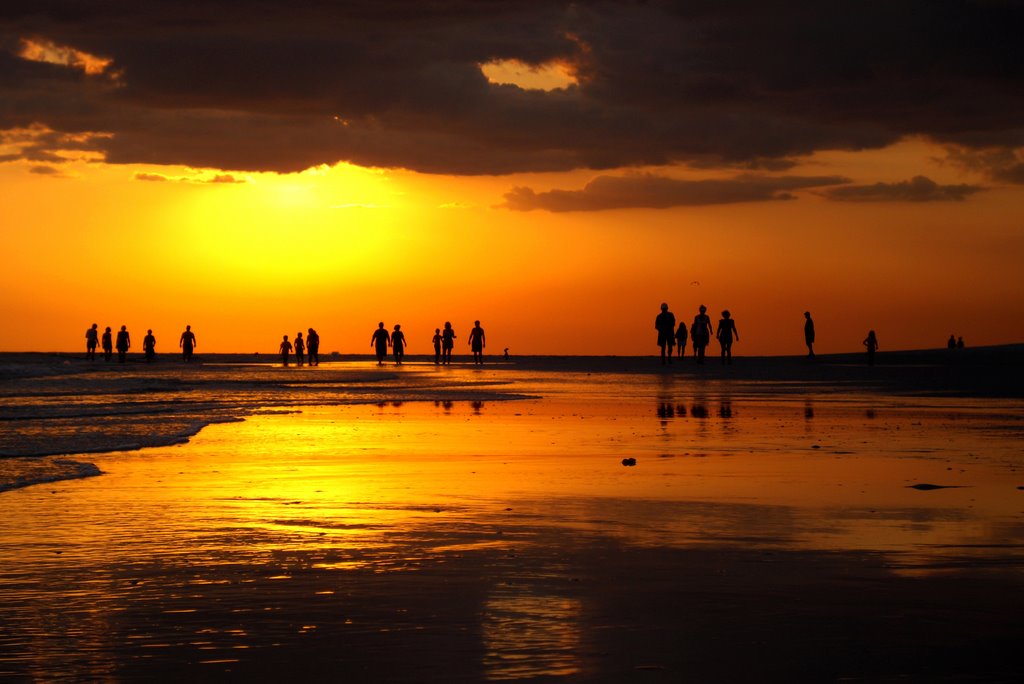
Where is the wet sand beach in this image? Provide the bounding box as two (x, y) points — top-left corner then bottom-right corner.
(2, 349), (1023, 681)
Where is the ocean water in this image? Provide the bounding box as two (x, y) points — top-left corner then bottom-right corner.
(2, 357), (1024, 679)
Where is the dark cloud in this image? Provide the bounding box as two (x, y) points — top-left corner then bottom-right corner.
(942, 146), (1024, 184)
(28, 164), (60, 175)
(501, 173), (850, 211)
(0, 1), (1022, 175)
(820, 175), (983, 202)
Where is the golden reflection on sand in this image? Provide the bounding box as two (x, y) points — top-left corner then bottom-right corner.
(2, 389), (1023, 679)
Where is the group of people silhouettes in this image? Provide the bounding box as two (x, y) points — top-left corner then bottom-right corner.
(370, 320), (486, 366)
(947, 334), (966, 350)
(278, 329), (320, 366)
(85, 323), (198, 363)
(655, 304), (740, 366)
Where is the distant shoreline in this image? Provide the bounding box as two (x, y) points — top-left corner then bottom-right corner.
(2, 344), (1023, 398)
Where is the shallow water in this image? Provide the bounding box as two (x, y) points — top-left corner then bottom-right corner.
(2, 363), (1023, 680)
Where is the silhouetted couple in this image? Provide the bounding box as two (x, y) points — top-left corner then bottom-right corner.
(371, 323), (407, 365)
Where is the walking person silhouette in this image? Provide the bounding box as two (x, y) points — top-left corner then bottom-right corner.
(692, 305), (713, 364)
(179, 325), (197, 362)
(804, 312), (815, 358)
(655, 303), (676, 365)
(432, 328), (442, 365)
(392, 325), (407, 365)
(442, 322), (456, 365)
(279, 335), (293, 366)
(675, 320), (688, 358)
(101, 326), (113, 362)
(716, 310), (739, 365)
(863, 330), (879, 366)
(294, 331), (305, 366)
(143, 329), (157, 363)
(307, 328), (320, 366)
(115, 325), (131, 363)
(371, 323), (390, 366)
(468, 320), (486, 365)
(85, 323), (99, 360)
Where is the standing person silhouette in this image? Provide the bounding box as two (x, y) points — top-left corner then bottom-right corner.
(143, 329), (157, 363)
(675, 320), (688, 358)
(863, 330), (879, 366)
(957, 336), (965, 349)
(442, 322), (456, 365)
(101, 326), (113, 362)
(294, 331), (305, 366)
(85, 323), (99, 360)
(432, 328), (442, 365)
(307, 328), (320, 366)
(692, 305), (713, 364)
(179, 325), (197, 362)
(804, 312), (816, 358)
(716, 310), (739, 365)
(655, 303), (676, 365)
(279, 335), (293, 366)
(371, 322), (390, 366)
(947, 334), (956, 350)
(468, 320), (486, 365)
(115, 325), (131, 363)
(392, 324), (407, 365)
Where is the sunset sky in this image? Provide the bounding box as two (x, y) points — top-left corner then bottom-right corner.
(1, 1), (1022, 356)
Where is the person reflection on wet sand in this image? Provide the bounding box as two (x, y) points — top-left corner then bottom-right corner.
(279, 335), (292, 366)
(471, 400), (484, 414)
(371, 322), (390, 366)
(85, 323), (99, 360)
(804, 402), (815, 420)
(143, 329), (156, 363)
(115, 325), (131, 363)
(657, 402), (675, 424)
(690, 403), (709, 419)
(101, 326), (113, 362)
(718, 401), (733, 419)
(442, 400), (453, 412)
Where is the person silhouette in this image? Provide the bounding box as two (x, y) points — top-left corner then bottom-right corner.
(863, 330), (879, 366)
(392, 324), (407, 365)
(442, 321), (456, 365)
(432, 328), (442, 365)
(468, 320), (486, 365)
(716, 310), (739, 365)
(804, 312), (816, 358)
(947, 334), (956, 350)
(692, 305), (713, 364)
(85, 323), (99, 360)
(503, 347), (509, 360)
(179, 325), (197, 362)
(957, 336), (965, 349)
(307, 328), (320, 366)
(655, 303), (676, 365)
(675, 320), (688, 358)
(143, 329), (156, 362)
(371, 322), (390, 366)
(115, 325), (131, 363)
(101, 326), (113, 362)
(294, 331), (305, 366)
(279, 335), (293, 366)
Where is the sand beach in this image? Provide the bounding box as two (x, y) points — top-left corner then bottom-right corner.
(2, 348), (1023, 681)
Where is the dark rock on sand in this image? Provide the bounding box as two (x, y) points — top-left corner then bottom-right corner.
(907, 483), (963, 490)
(622, 458), (637, 466)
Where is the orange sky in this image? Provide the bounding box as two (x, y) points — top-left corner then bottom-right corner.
(2, 138), (1021, 356)
(1, 4), (1022, 356)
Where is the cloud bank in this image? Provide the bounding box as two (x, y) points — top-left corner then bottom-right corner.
(820, 176), (984, 202)
(501, 173), (850, 211)
(0, 1), (1021, 175)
